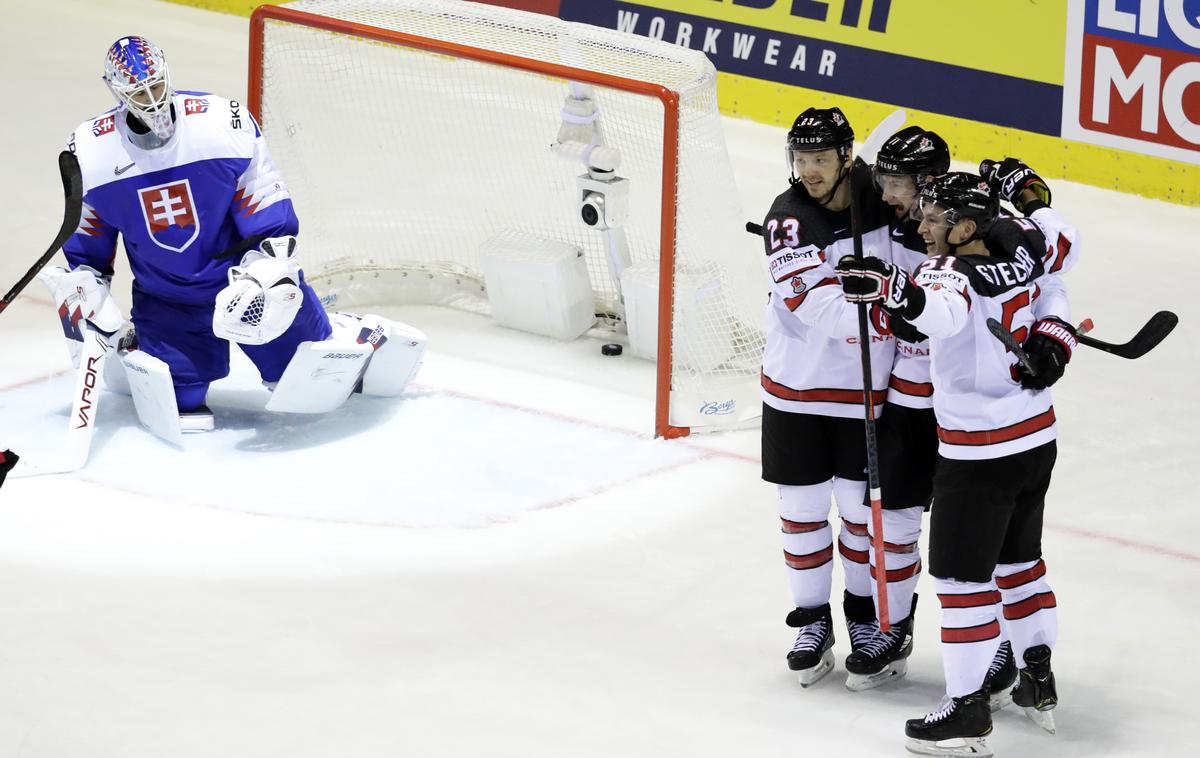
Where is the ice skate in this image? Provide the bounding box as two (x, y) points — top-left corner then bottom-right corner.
(984, 640), (1016, 712)
(845, 595), (916, 691)
(785, 604), (834, 687)
(1012, 644), (1057, 734)
(905, 688), (993, 757)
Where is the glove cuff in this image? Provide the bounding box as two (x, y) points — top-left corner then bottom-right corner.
(1032, 318), (1077, 360)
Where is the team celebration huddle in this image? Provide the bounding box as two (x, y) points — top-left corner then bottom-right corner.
(759, 106), (1079, 757)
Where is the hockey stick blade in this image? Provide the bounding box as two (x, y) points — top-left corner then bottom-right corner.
(986, 317), (1038, 375)
(855, 109), (907, 168)
(0, 151), (83, 315)
(1077, 311), (1178, 359)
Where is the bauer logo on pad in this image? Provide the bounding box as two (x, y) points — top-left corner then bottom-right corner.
(138, 179), (200, 253)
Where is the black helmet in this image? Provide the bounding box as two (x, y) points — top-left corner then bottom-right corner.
(874, 126), (950, 184)
(917, 172), (999, 239)
(787, 106), (854, 160)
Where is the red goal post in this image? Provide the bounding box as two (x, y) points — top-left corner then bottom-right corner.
(248, 0), (764, 438)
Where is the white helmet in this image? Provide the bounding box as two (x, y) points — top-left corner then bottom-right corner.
(213, 253), (303, 346)
(103, 36), (175, 142)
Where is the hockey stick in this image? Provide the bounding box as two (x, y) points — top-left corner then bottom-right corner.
(1075, 311), (1178, 359)
(0, 151), (83, 316)
(850, 108), (906, 633)
(987, 311), (1178, 371)
(986, 318), (1037, 375)
(213, 233), (268, 261)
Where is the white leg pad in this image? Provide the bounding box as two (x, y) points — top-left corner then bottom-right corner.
(265, 340), (373, 414)
(330, 312), (426, 397)
(122, 350), (183, 445)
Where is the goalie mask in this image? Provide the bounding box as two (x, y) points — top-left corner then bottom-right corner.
(213, 252), (303, 346)
(103, 36), (176, 142)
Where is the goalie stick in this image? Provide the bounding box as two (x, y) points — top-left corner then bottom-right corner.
(987, 311), (1179, 375)
(0, 151), (83, 316)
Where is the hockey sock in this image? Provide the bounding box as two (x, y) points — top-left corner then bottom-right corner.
(935, 576), (1003, 697)
(995, 559), (1058, 662)
(778, 482), (834, 609)
(869, 506), (923, 622)
(833, 478), (871, 597)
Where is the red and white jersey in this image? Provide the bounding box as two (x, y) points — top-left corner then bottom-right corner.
(1026, 205), (1081, 321)
(886, 220), (934, 409)
(759, 170), (897, 419)
(908, 219), (1060, 460)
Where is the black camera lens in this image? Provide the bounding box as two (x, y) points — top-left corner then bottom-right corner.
(581, 202), (600, 226)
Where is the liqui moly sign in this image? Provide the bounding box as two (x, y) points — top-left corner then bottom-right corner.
(1063, 0), (1200, 164)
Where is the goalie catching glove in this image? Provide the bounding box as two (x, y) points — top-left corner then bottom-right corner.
(835, 255), (926, 321)
(213, 235), (303, 345)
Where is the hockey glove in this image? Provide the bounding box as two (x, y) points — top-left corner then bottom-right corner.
(1019, 317), (1077, 390)
(979, 157), (1051, 214)
(38, 265), (123, 337)
(0, 449), (17, 489)
(835, 255), (925, 320)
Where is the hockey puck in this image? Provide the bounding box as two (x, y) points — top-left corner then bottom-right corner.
(601, 343), (623, 356)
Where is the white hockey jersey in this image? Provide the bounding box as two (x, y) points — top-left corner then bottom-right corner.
(759, 170), (896, 419)
(908, 218), (1063, 460)
(887, 205), (1082, 413)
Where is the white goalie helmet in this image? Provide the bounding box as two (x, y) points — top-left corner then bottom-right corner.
(213, 237), (303, 345)
(103, 36), (175, 141)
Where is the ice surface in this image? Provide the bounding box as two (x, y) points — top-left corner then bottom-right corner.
(0, 2), (1196, 756)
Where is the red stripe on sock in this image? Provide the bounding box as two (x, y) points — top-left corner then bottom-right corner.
(941, 620), (1001, 643)
(837, 539), (869, 564)
(784, 545), (834, 570)
(995, 560), (1047, 590)
(781, 518), (827, 534)
(1003, 591), (1057, 621)
(938, 590), (1001, 608)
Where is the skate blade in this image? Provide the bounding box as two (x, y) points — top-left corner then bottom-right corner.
(1021, 705), (1056, 734)
(797, 650), (834, 688)
(904, 736), (993, 757)
(989, 686), (1013, 713)
(845, 658), (908, 692)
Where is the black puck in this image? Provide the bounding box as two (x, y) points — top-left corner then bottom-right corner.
(601, 343), (623, 356)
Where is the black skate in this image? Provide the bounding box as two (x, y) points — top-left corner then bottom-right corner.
(984, 640), (1017, 712)
(785, 604), (834, 687)
(845, 594), (917, 691)
(1012, 644), (1057, 734)
(905, 688), (993, 757)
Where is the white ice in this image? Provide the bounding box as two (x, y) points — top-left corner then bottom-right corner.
(0, 1), (1196, 756)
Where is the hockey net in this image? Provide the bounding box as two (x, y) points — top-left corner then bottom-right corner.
(249, 0), (765, 437)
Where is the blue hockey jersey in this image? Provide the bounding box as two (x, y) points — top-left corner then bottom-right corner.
(63, 91), (297, 305)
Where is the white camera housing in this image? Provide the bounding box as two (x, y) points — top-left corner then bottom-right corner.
(577, 173), (630, 230)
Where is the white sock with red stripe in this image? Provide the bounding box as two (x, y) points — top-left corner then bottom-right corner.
(935, 576), (1002, 697)
(869, 506), (923, 623)
(778, 483), (834, 608)
(833, 478), (871, 597)
(994, 559), (1058, 662)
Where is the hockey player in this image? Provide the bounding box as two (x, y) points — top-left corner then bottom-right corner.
(47, 37), (424, 437)
(758, 106), (904, 688)
(837, 173), (1068, 755)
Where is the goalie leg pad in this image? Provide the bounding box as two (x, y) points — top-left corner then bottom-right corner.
(121, 350), (184, 446)
(331, 312), (426, 397)
(264, 340), (373, 414)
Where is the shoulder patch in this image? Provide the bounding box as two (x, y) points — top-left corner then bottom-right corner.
(768, 245), (824, 283)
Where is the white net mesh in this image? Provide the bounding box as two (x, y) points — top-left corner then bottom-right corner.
(255, 0), (765, 432)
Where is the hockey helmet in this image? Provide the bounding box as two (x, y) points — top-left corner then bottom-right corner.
(916, 172), (1000, 240)
(874, 127), (950, 182)
(103, 36), (175, 141)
